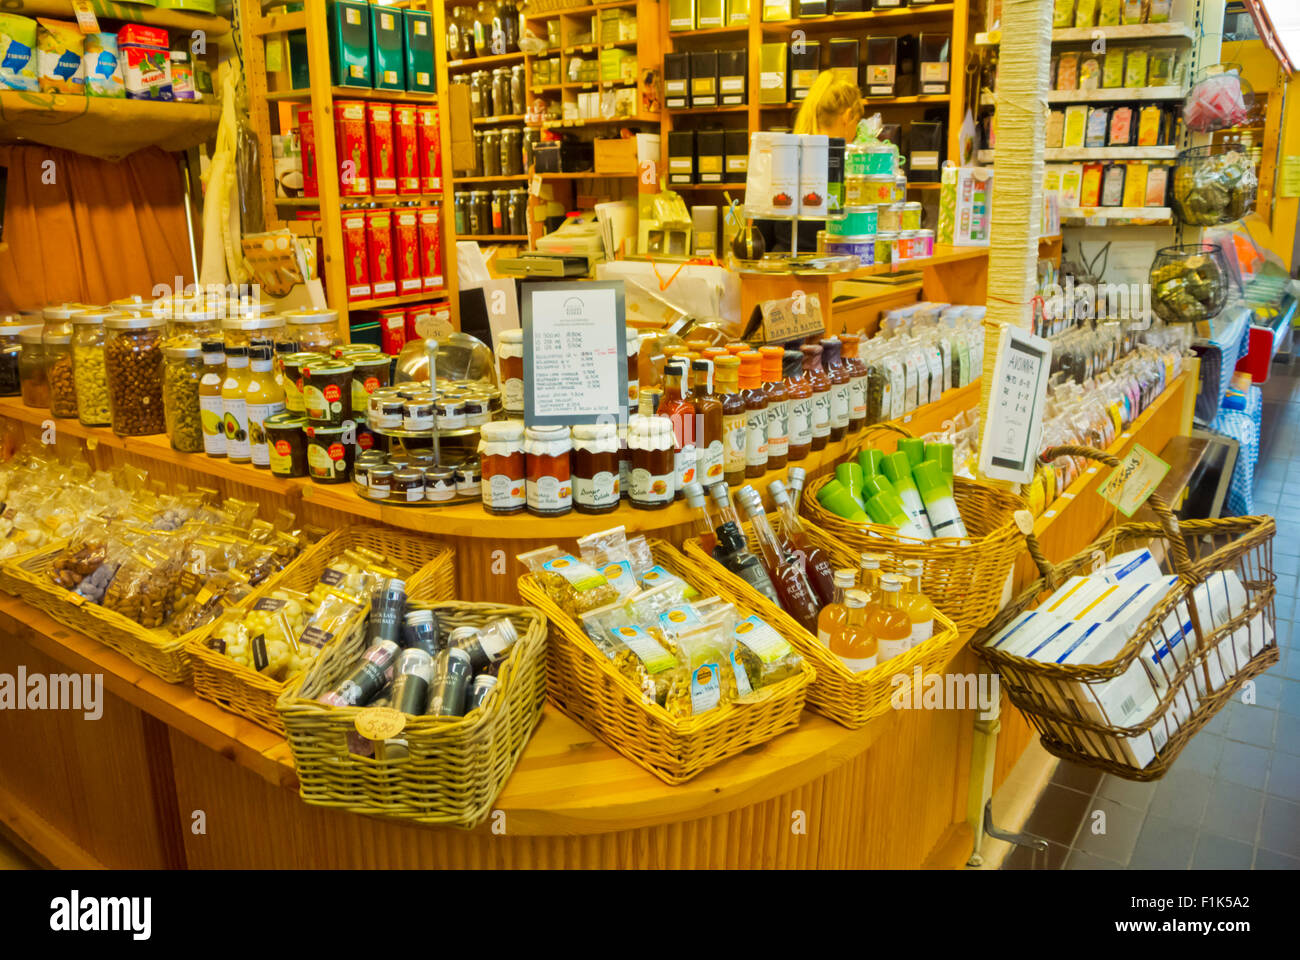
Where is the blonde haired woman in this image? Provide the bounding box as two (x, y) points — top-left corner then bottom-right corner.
(793, 71), (863, 140)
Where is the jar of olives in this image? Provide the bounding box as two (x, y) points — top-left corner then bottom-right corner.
(162, 342), (205, 452)
(71, 311), (112, 425)
(105, 314), (166, 436)
(19, 327), (48, 408)
(45, 331), (78, 418)
(284, 309), (342, 354)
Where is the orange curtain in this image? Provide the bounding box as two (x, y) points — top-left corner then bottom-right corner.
(0, 145), (194, 312)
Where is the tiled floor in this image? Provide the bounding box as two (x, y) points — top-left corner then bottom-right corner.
(1003, 361), (1300, 870)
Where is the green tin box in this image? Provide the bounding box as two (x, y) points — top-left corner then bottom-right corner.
(328, 0), (373, 88)
(371, 4), (407, 91)
(403, 9), (435, 92)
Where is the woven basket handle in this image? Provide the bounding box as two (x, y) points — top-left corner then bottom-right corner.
(1039, 444), (1192, 574)
(849, 420), (914, 457)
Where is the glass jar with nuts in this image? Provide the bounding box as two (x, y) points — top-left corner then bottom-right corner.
(105, 313), (166, 436)
(45, 331), (78, 418)
(71, 310), (112, 426)
(163, 342), (205, 452)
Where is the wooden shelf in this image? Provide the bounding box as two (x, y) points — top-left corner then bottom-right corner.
(759, 4), (954, 31)
(12, 0), (232, 39)
(457, 235), (531, 241)
(267, 86), (439, 105)
(524, 0), (639, 20)
(1060, 206), (1172, 224)
(276, 193), (443, 207)
(1048, 86), (1186, 103)
(761, 95), (949, 110)
(452, 174), (530, 183)
(539, 171), (637, 178)
(666, 105), (750, 114)
(348, 290), (450, 310)
(1046, 146), (1179, 161)
(667, 25), (749, 40)
(535, 114), (661, 128)
(562, 41), (637, 54)
(975, 21), (1196, 46)
(670, 182), (746, 190)
(472, 114), (528, 125)
(251, 7), (306, 36)
(0, 91), (221, 162)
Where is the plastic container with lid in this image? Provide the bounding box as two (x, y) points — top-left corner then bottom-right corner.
(0, 321), (38, 397)
(104, 314), (166, 436)
(162, 342), (205, 452)
(223, 313), (287, 351)
(571, 423), (620, 514)
(164, 306), (222, 345)
(18, 326), (48, 409)
(70, 311), (111, 425)
(628, 415), (675, 510)
(497, 328), (523, 415)
(524, 424), (572, 516)
(478, 420), (526, 515)
(44, 329), (78, 418)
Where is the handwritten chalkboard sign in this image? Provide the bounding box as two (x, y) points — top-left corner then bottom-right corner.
(522, 281), (628, 426)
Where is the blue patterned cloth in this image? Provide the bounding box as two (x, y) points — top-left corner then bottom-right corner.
(1207, 384), (1262, 516)
(1193, 305), (1252, 426)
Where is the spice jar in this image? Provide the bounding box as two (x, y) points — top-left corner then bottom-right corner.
(628, 414), (675, 510)
(264, 412), (309, 477)
(0, 321), (35, 397)
(571, 423), (620, 514)
(104, 314), (166, 436)
(478, 420), (526, 515)
(367, 464), (395, 500)
(19, 327), (48, 408)
(45, 331), (78, 418)
(223, 313), (286, 352)
(284, 309), (341, 354)
(497, 328), (523, 415)
(524, 424), (572, 516)
(70, 311), (111, 425)
(162, 342), (205, 452)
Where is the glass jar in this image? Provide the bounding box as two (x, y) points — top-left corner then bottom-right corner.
(496, 328), (524, 415)
(508, 188), (529, 236)
(165, 306), (222, 345)
(283, 309), (340, 354)
(104, 314), (166, 436)
(18, 327), (48, 408)
(301, 358), (354, 426)
(509, 64), (526, 114)
(281, 351), (325, 414)
(223, 314), (286, 352)
(45, 332), (78, 418)
(425, 465), (457, 501)
(571, 423), (620, 514)
(162, 342), (205, 452)
(628, 415), (674, 510)
(471, 191), (491, 235)
(491, 68), (511, 117)
(500, 126), (523, 175)
(478, 420), (526, 515)
(481, 130), (502, 176)
(524, 424), (572, 516)
(0, 321), (36, 397)
(469, 70), (491, 119)
(393, 467), (426, 503)
(70, 311), (111, 425)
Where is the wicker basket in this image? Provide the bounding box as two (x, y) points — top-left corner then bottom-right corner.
(276, 597), (548, 828)
(188, 526), (456, 734)
(517, 539), (816, 785)
(972, 444), (1278, 781)
(685, 513), (964, 728)
(800, 423), (1025, 631)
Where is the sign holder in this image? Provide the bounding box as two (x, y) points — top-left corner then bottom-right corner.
(978, 323), (1052, 485)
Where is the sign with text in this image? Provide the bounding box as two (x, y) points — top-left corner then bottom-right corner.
(522, 281), (627, 426)
(978, 323), (1052, 484)
(1098, 443), (1171, 517)
(759, 293), (825, 343)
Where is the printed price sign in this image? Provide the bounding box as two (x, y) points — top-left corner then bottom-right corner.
(978, 323), (1052, 484)
(522, 281), (628, 426)
(354, 707), (406, 741)
(1098, 443), (1170, 517)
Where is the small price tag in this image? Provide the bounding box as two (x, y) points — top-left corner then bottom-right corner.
(71, 0), (101, 34)
(529, 174), (542, 197)
(1098, 443), (1170, 517)
(355, 706), (406, 740)
(67, 592), (87, 606)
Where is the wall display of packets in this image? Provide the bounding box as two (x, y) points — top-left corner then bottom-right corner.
(862, 303), (987, 424)
(1046, 162), (1169, 209)
(1055, 0), (1174, 28)
(519, 528), (804, 719)
(1052, 47), (1177, 93)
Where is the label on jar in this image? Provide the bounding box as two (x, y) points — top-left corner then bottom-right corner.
(269, 439), (295, 474)
(199, 393), (226, 456)
(351, 378), (381, 418)
(767, 399), (789, 458)
(574, 470), (619, 509)
(811, 390), (831, 439)
(850, 375), (868, 421)
(528, 474), (571, 512)
(247, 401), (284, 467)
(831, 383), (851, 428)
(482, 470), (525, 511)
(223, 398), (250, 459)
(630, 467), (673, 505)
(788, 396), (813, 449)
(675, 445), (696, 491)
(308, 441), (347, 479)
(745, 407), (769, 468)
(303, 382), (344, 422)
(690, 662), (722, 714)
(723, 412), (746, 473)
(503, 377), (524, 412)
(698, 439), (725, 483)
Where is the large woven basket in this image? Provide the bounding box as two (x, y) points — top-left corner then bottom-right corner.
(189, 526), (456, 734)
(517, 538), (816, 785)
(276, 598), (548, 828)
(972, 445), (1278, 781)
(685, 513), (964, 728)
(801, 424), (1025, 631)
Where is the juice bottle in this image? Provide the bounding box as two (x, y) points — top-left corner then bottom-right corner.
(198, 339), (226, 458)
(683, 480), (718, 554)
(760, 346), (789, 470)
(659, 359), (697, 498)
(738, 350), (769, 479)
(715, 355), (747, 487)
(817, 568), (858, 646)
(900, 560), (935, 650)
(841, 333), (869, 434)
(830, 589), (877, 672)
(689, 358), (725, 486)
(784, 349), (813, 462)
(858, 553), (884, 606)
(801, 344), (831, 452)
(768, 478), (837, 606)
(244, 339), (285, 469)
(737, 484), (821, 632)
(820, 337), (850, 443)
(868, 574), (914, 665)
(221, 345), (251, 463)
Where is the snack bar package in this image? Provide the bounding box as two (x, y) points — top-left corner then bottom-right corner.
(83, 32), (125, 98)
(0, 14), (40, 91)
(36, 18), (84, 94)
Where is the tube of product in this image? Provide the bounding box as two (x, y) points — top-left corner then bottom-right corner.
(860, 473), (895, 502)
(834, 461), (865, 506)
(913, 460), (969, 541)
(815, 478), (870, 521)
(924, 442), (955, 492)
(865, 490), (931, 540)
(367, 576), (407, 646)
(896, 437), (926, 468)
(389, 647), (433, 714)
(858, 447), (884, 478)
(880, 452), (934, 537)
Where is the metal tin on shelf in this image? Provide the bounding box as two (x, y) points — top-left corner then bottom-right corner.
(823, 234), (876, 263)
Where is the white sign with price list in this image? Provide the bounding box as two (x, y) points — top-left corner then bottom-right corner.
(522, 281), (628, 427)
(978, 323), (1052, 485)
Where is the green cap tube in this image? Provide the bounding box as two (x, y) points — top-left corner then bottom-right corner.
(897, 437), (926, 469)
(835, 461), (866, 506)
(857, 448), (884, 478)
(816, 478), (869, 521)
(865, 490), (910, 528)
(924, 442), (954, 489)
(881, 451), (920, 497)
(912, 461), (950, 506)
(860, 474), (895, 501)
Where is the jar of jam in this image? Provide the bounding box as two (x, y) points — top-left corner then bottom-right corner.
(392, 468), (426, 504)
(353, 450), (387, 493)
(437, 397), (467, 429)
(305, 423), (353, 483)
(301, 358), (353, 426)
(628, 415), (675, 510)
(281, 352), (323, 413)
(403, 396), (435, 431)
(478, 420), (526, 515)
(571, 423), (620, 514)
(524, 424), (572, 516)
(369, 392), (405, 429)
(497, 328), (523, 415)
(625, 326), (640, 410)
(455, 459), (480, 497)
(264, 412), (309, 477)
(425, 465), (457, 502)
(367, 464), (395, 500)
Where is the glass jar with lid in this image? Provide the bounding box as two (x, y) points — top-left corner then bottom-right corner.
(478, 420), (526, 515)
(162, 342), (205, 452)
(19, 326), (48, 408)
(628, 415), (675, 510)
(108, 295), (149, 315)
(524, 424), (572, 516)
(104, 314), (166, 436)
(0, 320), (36, 397)
(284, 309), (341, 355)
(45, 329), (78, 418)
(223, 313), (286, 352)
(71, 311), (112, 425)
(571, 423), (620, 514)
(165, 306), (222, 345)
(496, 328), (523, 415)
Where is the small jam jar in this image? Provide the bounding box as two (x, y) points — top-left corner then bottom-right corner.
(392, 467), (426, 503)
(425, 466), (457, 502)
(497, 328), (524, 416)
(436, 397), (466, 429)
(455, 459), (480, 497)
(367, 465), (395, 500)
(478, 420), (525, 515)
(628, 415), (675, 510)
(524, 424), (572, 516)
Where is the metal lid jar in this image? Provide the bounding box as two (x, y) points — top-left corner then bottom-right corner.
(104, 313), (167, 436)
(18, 326), (48, 408)
(571, 423), (620, 514)
(162, 342), (205, 452)
(0, 321), (38, 398)
(44, 328), (78, 418)
(283, 309), (341, 354)
(223, 313), (287, 351)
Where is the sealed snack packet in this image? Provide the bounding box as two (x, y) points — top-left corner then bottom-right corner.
(730, 614), (805, 690)
(0, 14), (40, 90)
(518, 545), (620, 615)
(36, 19), (84, 94)
(576, 526), (643, 600)
(663, 618), (739, 719)
(83, 31), (124, 97)
(581, 601), (681, 706)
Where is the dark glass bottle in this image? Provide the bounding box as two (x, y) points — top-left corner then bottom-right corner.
(820, 337), (850, 444)
(706, 481), (781, 606)
(769, 479), (837, 606)
(737, 485), (821, 632)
